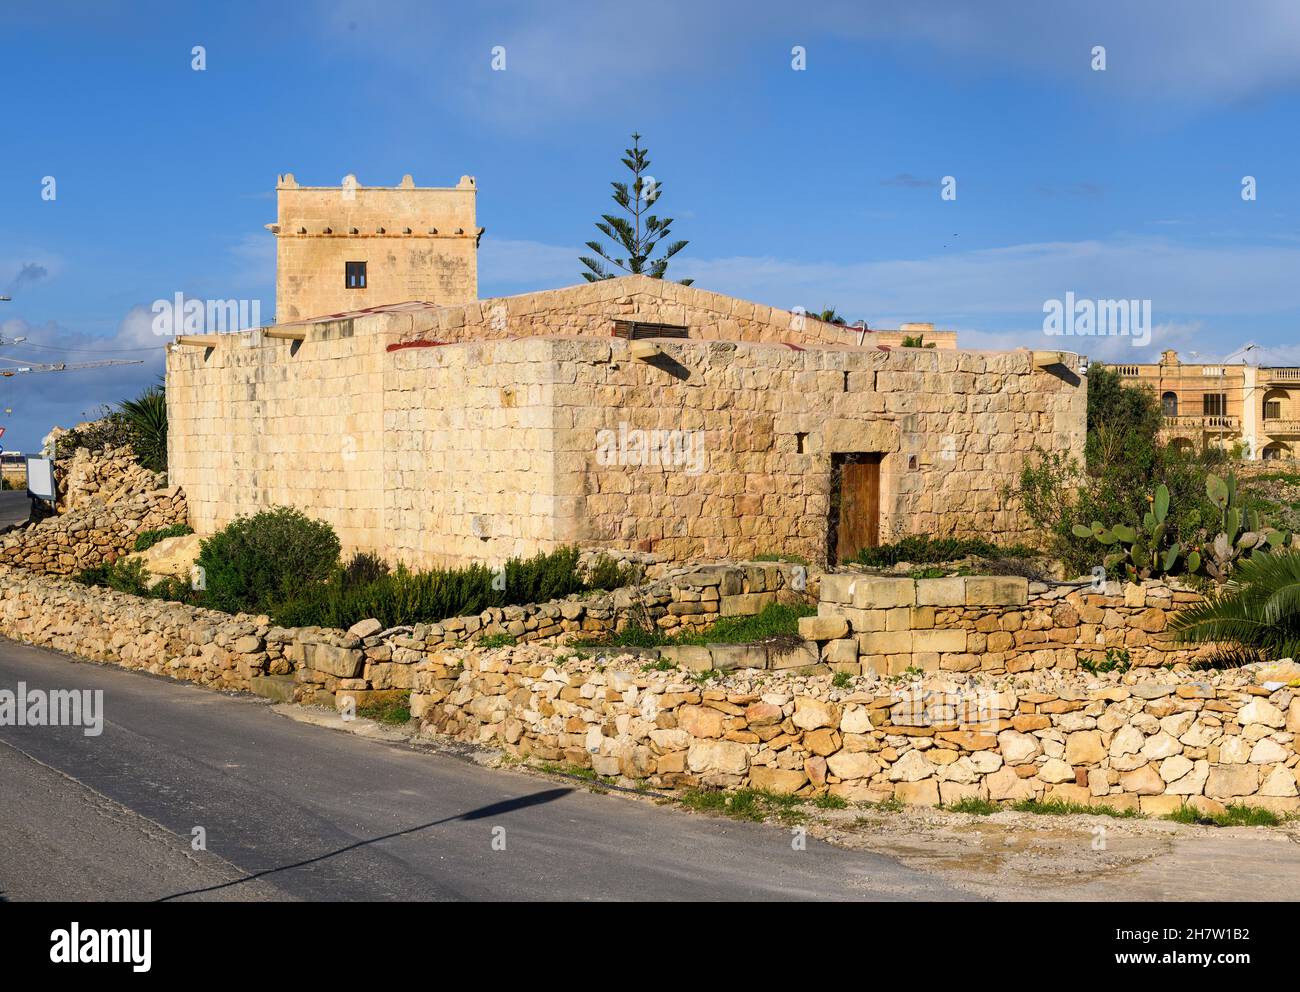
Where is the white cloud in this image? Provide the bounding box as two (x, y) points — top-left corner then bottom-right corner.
(316, 0), (1300, 122)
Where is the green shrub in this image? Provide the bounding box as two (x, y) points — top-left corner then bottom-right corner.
(584, 554), (637, 589)
(753, 552), (811, 566)
(1010, 366), (1227, 576)
(1165, 802), (1282, 827)
(133, 523), (194, 553)
(271, 547), (633, 630)
(74, 557), (153, 596)
(576, 602), (815, 649)
(55, 408), (133, 458)
(342, 551), (389, 586)
(849, 534), (1039, 567)
(357, 692), (412, 726)
(196, 506), (341, 615)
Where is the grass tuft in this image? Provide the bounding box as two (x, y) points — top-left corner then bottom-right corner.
(1010, 798), (1142, 819)
(1165, 803), (1282, 827)
(945, 797), (999, 815)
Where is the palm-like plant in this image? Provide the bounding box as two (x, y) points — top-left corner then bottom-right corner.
(808, 308), (847, 325)
(1170, 550), (1300, 660)
(580, 133), (692, 285)
(119, 385), (167, 473)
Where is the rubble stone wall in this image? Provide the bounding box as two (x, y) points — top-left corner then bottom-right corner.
(0, 446), (186, 576)
(1, 562), (1291, 813)
(411, 647), (1300, 814)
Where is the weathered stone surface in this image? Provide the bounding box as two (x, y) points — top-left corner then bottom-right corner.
(985, 766), (1037, 801)
(1218, 736), (1252, 764)
(798, 615), (848, 640)
(1039, 758), (1075, 784)
(1140, 731), (1183, 760)
(687, 739), (750, 775)
(1119, 763), (1165, 795)
(347, 618), (383, 639)
(748, 765), (807, 794)
(997, 729), (1041, 765)
(888, 749), (934, 782)
(1259, 764), (1299, 797)
(1250, 738), (1289, 764)
(677, 704), (725, 739)
(1065, 730), (1106, 765)
(894, 779), (940, 805)
(826, 750), (880, 780)
(1205, 764), (1260, 799)
(1238, 699), (1285, 729)
(306, 643), (363, 678)
(791, 695), (837, 730)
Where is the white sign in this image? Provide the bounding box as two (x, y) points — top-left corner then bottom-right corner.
(26, 456), (55, 501)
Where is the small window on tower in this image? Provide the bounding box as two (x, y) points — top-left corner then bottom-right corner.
(345, 261), (367, 289)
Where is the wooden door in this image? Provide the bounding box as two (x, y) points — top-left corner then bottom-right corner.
(835, 454), (881, 562)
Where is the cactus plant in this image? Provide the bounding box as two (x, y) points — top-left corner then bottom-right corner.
(1199, 472), (1293, 584)
(1072, 483), (1184, 581)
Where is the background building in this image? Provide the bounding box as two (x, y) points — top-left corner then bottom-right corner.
(1106, 349), (1300, 460)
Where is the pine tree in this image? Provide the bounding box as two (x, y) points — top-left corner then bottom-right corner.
(580, 133), (692, 285)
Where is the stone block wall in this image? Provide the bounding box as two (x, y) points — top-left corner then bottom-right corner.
(168, 276), (1077, 568)
(167, 308), (388, 554)
(390, 275), (957, 349)
(380, 336), (1083, 566)
(810, 574), (1213, 675)
(273, 174), (478, 323)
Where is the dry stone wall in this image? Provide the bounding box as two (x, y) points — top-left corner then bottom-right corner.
(1, 562), (1291, 812)
(56, 445), (161, 513)
(810, 574), (1213, 675)
(410, 646), (1300, 814)
(0, 560), (804, 701)
(0, 446), (186, 576)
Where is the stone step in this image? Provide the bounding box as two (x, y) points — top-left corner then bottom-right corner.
(248, 674), (296, 703)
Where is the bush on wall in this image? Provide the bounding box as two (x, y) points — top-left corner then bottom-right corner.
(78, 505), (635, 630)
(195, 506), (341, 616)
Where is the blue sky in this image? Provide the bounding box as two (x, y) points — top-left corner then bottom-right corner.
(3, 0), (1300, 451)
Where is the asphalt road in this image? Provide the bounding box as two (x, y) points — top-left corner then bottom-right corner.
(0, 490), (31, 531)
(0, 637), (971, 902)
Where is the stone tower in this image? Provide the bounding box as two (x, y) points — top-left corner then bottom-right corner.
(267, 173), (481, 323)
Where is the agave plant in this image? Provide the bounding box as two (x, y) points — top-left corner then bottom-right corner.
(1170, 550), (1300, 661)
(119, 385), (167, 473)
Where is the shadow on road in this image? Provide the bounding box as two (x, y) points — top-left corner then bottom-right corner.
(155, 787), (574, 902)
